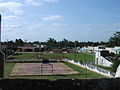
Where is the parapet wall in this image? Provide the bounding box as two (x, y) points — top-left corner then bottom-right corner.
(0, 78), (120, 90)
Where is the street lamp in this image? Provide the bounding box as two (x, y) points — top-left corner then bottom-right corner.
(62, 51), (64, 58)
(85, 58), (87, 78)
(74, 42), (77, 61)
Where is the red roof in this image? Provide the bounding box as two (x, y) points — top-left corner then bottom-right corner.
(18, 46), (39, 49)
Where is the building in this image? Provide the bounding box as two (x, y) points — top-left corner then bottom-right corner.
(49, 49), (63, 53)
(48, 49), (75, 53)
(106, 47), (115, 53)
(88, 46), (94, 53)
(114, 47), (120, 54)
(95, 45), (112, 66)
(17, 46), (40, 52)
(1, 45), (7, 50)
(80, 47), (88, 53)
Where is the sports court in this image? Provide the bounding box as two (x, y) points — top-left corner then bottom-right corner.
(10, 63), (79, 76)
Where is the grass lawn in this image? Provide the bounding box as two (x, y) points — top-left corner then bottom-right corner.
(7, 53), (41, 60)
(64, 53), (95, 62)
(7, 52), (95, 62)
(4, 62), (108, 79)
(4, 63), (16, 78)
(95, 65), (114, 73)
(64, 62), (108, 78)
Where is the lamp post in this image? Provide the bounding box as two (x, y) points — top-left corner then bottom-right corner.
(63, 51), (64, 58)
(85, 58), (87, 78)
(74, 42), (76, 61)
(0, 14), (5, 78)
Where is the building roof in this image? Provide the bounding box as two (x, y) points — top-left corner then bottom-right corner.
(18, 46), (39, 49)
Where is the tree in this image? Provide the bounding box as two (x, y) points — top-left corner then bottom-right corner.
(111, 56), (120, 72)
(108, 32), (120, 47)
(47, 38), (57, 49)
(68, 41), (74, 48)
(15, 39), (24, 46)
(62, 39), (69, 48)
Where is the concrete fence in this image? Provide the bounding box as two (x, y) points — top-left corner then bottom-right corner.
(67, 60), (115, 77)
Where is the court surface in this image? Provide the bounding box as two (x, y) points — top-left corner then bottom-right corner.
(10, 63), (79, 76)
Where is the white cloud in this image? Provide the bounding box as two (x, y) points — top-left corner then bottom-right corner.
(42, 15), (64, 21)
(44, 0), (59, 3)
(27, 23), (44, 30)
(2, 24), (21, 28)
(0, 2), (23, 14)
(45, 27), (57, 31)
(85, 24), (92, 27)
(3, 15), (23, 21)
(1, 15), (23, 35)
(113, 23), (120, 27)
(52, 23), (66, 26)
(25, 0), (42, 6)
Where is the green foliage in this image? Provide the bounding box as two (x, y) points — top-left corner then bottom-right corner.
(111, 58), (120, 72)
(108, 31), (120, 47)
(15, 39), (24, 46)
(47, 38), (57, 49)
(2, 38), (108, 51)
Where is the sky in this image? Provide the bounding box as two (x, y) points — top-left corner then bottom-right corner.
(0, 0), (120, 42)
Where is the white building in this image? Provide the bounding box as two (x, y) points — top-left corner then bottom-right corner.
(88, 46), (94, 53)
(115, 64), (120, 77)
(95, 45), (112, 66)
(106, 47), (115, 53)
(80, 47), (88, 52)
(114, 47), (120, 54)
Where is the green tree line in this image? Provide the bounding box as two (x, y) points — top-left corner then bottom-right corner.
(1, 31), (120, 54)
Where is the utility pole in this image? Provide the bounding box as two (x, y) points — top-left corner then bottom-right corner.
(0, 14), (5, 78)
